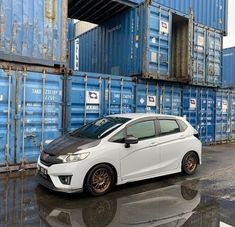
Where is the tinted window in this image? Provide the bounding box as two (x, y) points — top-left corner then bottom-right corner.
(110, 130), (125, 143)
(70, 117), (130, 139)
(159, 120), (180, 136)
(127, 120), (155, 140)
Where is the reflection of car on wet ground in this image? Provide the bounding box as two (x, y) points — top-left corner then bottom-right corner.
(37, 183), (200, 227)
(37, 114), (202, 196)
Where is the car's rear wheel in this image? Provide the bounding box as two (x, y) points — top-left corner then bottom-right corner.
(85, 164), (114, 196)
(182, 152), (198, 175)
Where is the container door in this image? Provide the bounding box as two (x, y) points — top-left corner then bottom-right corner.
(0, 68), (15, 166)
(182, 86), (199, 132)
(206, 31), (222, 86)
(170, 11), (193, 81)
(160, 84), (182, 116)
(198, 88), (215, 144)
(103, 77), (134, 115)
(16, 70), (63, 165)
(144, 5), (171, 79)
(67, 73), (103, 131)
(230, 91), (235, 141)
(215, 90), (230, 142)
(135, 81), (160, 113)
(192, 26), (206, 84)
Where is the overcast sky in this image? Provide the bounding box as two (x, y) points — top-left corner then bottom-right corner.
(223, 0), (235, 48)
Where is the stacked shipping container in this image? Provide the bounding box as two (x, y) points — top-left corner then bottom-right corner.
(0, 0), (233, 171)
(0, 0), (68, 170)
(74, 2), (223, 87)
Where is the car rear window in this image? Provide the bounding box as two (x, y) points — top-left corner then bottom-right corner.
(159, 119), (180, 136)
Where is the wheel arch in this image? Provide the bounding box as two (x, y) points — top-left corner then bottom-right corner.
(83, 162), (118, 189)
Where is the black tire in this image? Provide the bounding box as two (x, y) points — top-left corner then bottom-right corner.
(182, 152), (198, 175)
(85, 164), (115, 196)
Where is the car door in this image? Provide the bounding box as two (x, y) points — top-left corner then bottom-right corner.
(115, 119), (161, 182)
(157, 119), (187, 173)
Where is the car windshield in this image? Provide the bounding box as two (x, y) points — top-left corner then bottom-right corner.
(70, 117), (130, 139)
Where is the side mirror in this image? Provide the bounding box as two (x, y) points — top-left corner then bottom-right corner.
(125, 136), (138, 148)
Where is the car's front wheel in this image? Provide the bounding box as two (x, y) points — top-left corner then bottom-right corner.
(182, 152), (198, 175)
(85, 164), (114, 196)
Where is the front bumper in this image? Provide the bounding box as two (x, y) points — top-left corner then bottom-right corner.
(37, 173), (83, 193)
(37, 160), (86, 193)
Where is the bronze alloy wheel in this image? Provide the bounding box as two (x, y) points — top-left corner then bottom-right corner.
(182, 152), (198, 175)
(86, 164), (114, 196)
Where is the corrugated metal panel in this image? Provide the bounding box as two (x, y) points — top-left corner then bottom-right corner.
(153, 0), (228, 34)
(0, 0), (68, 67)
(0, 67), (15, 166)
(182, 86), (215, 145)
(76, 5), (222, 87)
(67, 72), (134, 131)
(0, 64), (63, 169)
(160, 84), (182, 116)
(223, 47), (235, 88)
(135, 81), (160, 113)
(215, 89), (230, 143)
(16, 70), (63, 165)
(68, 0), (140, 24)
(231, 91), (235, 141)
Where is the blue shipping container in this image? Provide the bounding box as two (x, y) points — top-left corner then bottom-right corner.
(67, 72), (134, 131)
(182, 86), (215, 145)
(68, 0), (228, 33)
(0, 64), (63, 169)
(153, 0), (228, 34)
(231, 91), (235, 141)
(0, 68), (15, 167)
(215, 89), (230, 142)
(223, 47), (235, 88)
(0, 0), (68, 67)
(76, 3), (222, 87)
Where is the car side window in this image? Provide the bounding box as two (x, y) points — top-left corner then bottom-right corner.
(110, 130), (125, 143)
(127, 120), (156, 140)
(159, 119), (180, 136)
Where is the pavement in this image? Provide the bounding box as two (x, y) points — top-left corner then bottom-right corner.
(0, 143), (235, 227)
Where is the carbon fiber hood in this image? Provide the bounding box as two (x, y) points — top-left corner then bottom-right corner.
(44, 134), (101, 155)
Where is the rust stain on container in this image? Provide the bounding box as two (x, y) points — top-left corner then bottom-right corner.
(45, 0), (56, 20)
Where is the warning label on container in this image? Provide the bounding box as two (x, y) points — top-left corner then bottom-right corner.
(222, 100), (228, 113)
(151, 52), (157, 63)
(198, 36), (205, 46)
(0, 95), (3, 102)
(160, 21), (169, 34)
(86, 91), (100, 104)
(147, 95), (157, 107)
(190, 98), (197, 110)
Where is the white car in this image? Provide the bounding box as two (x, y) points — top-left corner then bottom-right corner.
(37, 114), (202, 196)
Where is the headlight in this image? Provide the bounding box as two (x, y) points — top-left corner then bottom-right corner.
(57, 152), (90, 163)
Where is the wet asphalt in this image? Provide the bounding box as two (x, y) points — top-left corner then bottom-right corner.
(0, 144), (235, 227)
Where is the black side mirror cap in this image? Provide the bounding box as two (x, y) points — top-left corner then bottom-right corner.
(125, 136), (138, 148)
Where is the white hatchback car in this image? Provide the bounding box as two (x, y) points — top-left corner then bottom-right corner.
(37, 114), (202, 196)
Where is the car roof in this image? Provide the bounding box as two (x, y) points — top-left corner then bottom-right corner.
(108, 113), (183, 120)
